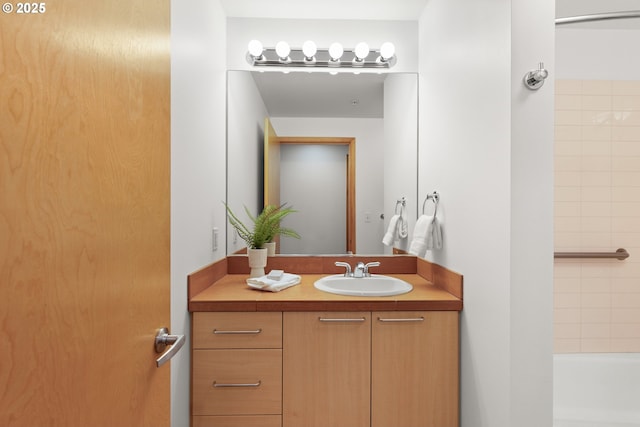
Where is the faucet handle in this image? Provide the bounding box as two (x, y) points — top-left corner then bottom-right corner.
(363, 261), (380, 276)
(335, 261), (352, 277)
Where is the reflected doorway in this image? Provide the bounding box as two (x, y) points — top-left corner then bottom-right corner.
(264, 133), (355, 254)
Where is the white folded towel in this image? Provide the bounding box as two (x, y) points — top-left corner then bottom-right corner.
(382, 214), (400, 246)
(408, 215), (443, 257)
(246, 273), (301, 292)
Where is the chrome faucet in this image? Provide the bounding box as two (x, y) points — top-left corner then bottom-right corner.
(335, 261), (380, 278)
(335, 262), (352, 277)
(353, 262), (366, 278)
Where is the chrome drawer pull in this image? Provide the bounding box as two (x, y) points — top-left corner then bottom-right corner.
(213, 380), (262, 388)
(213, 328), (262, 334)
(318, 317), (367, 323)
(377, 317), (425, 323)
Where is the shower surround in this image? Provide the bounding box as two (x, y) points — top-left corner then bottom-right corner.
(554, 79), (640, 354)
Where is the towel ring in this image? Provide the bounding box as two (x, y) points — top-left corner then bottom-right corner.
(422, 191), (439, 217)
(394, 197), (406, 215)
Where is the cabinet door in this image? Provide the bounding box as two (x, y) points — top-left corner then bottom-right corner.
(283, 312), (371, 427)
(372, 311), (459, 427)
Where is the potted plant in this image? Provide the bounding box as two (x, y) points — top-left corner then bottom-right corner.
(225, 203), (300, 276)
(261, 204), (300, 255)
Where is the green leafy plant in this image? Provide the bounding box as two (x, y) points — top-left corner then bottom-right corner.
(225, 203), (300, 249)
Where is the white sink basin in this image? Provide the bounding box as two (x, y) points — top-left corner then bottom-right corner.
(314, 274), (413, 297)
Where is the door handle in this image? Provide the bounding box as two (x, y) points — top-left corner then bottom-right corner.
(155, 327), (185, 367)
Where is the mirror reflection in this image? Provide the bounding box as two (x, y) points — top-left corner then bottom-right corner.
(226, 70), (418, 256)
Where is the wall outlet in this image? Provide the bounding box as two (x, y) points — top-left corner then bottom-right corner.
(212, 227), (219, 252)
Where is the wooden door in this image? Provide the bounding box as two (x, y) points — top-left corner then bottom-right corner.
(0, 1), (171, 426)
(263, 118), (281, 250)
(264, 117), (281, 208)
(372, 312), (460, 427)
(283, 312), (370, 427)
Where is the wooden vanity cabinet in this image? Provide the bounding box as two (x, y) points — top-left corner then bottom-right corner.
(191, 312), (283, 427)
(282, 311), (459, 427)
(191, 310), (459, 427)
(283, 312), (372, 427)
(372, 311), (459, 427)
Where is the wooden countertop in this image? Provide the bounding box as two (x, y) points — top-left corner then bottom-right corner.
(188, 256), (463, 312)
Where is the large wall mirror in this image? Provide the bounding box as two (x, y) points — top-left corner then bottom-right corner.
(226, 70), (418, 256)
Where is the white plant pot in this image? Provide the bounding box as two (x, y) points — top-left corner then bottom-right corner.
(263, 241), (276, 256)
(247, 247), (268, 278)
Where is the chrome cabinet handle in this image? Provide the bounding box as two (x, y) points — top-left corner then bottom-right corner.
(213, 328), (262, 334)
(318, 317), (367, 323)
(377, 317), (425, 322)
(155, 327), (186, 367)
(213, 380), (261, 388)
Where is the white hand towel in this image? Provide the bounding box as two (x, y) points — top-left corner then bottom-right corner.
(382, 214), (400, 246)
(246, 273), (301, 292)
(397, 207), (408, 240)
(408, 214), (432, 257)
(426, 217), (443, 250)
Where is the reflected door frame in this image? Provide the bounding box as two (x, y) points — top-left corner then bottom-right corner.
(267, 136), (356, 254)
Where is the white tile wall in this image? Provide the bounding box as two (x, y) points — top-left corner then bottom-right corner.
(554, 79), (640, 353)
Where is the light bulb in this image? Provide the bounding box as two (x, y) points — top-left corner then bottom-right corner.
(379, 42), (395, 60)
(302, 40), (317, 60)
(328, 42), (344, 61)
(354, 42), (369, 60)
(275, 41), (291, 60)
(247, 40), (263, 58)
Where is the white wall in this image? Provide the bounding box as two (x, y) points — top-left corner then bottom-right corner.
(556, 29), (640, 79)
(171, 1), (227, 426)
(384, 74), (419, 254)
(418, 0), (554, 426)
(272, 117), (385, 254)
(510, 0), (555, 424)
(226, 71), (269, 254)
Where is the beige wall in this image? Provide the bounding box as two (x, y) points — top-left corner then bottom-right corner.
(554, 79), (640, 353)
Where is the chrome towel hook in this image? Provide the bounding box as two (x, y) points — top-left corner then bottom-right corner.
(523, 62), (549, 90)
(422, 191), (439, 217)
(394, 197), (406, 215)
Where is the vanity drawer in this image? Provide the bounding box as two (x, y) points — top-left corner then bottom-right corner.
(192, 415), (282, 427)
(192, 349), (282, 416)
(193, 312), (282, 349)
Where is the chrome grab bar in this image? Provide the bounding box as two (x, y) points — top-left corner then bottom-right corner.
(554, 248), (629, 261)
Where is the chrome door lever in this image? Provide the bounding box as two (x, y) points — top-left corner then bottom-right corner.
(155, 327), (185, 367)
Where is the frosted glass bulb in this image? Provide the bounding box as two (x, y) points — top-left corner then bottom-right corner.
(379, 42), (395, 60)
(275, 41), (290, 59)
(302, 40), (317, 59)
(328, 42), (343, 61)
(247, 40), (263, 58)
(354, 42), (369, 60)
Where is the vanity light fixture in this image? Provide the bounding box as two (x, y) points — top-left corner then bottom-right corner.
(246, 40), (396, 69)
(328, 42), (344, 64)
(247, 39), (264, 60)
(379, 42), (396, 63)
(353, 42), (369, 64)
(275, 41), (291, 63)
(302, 40), (317, 62)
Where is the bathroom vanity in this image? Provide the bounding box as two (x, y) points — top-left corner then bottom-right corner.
(188, 255), (463, 427)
